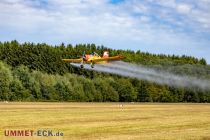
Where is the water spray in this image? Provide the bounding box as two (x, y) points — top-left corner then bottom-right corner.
(71, 61), (210, 90)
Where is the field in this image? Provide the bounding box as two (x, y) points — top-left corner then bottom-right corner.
(0, 102), (210, 140)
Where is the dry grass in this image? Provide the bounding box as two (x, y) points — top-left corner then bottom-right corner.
(0, 102), (210, 140)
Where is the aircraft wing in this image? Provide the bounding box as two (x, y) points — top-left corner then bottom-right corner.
(62, 58), (82, 63)
(92, 56), (124, 63)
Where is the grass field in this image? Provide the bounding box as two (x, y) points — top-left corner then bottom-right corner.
(0, 102), (210, 140)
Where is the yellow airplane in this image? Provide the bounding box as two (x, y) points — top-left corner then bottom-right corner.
(62, 51), (124, 68)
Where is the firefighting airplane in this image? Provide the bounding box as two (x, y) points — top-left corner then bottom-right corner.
(62, 51), (124, 68)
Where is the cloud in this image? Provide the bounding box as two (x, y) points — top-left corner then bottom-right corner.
(0, 0), (210, 63)
(176, 3), (192, 14)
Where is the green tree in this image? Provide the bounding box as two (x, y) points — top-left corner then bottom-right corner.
(94, 78), (119, 102)
(0, 62), (12, 100)
(54, 81), (73, 101)
(9, 78), (32, 101)
(112, 79), (137, 102)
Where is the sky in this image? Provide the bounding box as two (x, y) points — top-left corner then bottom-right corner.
(0, 0), (210, 63)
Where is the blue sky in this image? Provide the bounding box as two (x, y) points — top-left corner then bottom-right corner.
(0, 0), (210, 63)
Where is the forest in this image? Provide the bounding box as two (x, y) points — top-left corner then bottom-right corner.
(0, 40), (210, 102)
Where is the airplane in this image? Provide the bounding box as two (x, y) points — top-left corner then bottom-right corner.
(62, 51), (124, 68)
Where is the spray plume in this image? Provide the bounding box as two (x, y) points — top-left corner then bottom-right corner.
(71, 61), (210, 90)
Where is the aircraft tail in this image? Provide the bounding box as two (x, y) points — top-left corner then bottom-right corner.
(103, 51), (109, 58)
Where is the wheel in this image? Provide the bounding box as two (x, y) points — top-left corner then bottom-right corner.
(80, 65), (84, 69)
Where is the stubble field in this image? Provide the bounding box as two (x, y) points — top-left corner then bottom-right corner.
(0, 102), (210, 140)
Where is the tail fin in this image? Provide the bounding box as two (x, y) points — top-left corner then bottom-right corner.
(103, 51), (109, 58)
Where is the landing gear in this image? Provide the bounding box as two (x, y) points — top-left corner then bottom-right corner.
(91, 62), (94, 68)
(80, 59), (84, 69)
(80, 64), (84, 69)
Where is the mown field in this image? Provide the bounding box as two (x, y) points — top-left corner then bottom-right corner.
(0, 102), (210, 140)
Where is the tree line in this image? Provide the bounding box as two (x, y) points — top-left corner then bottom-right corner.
(0, 40), (210, 102)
